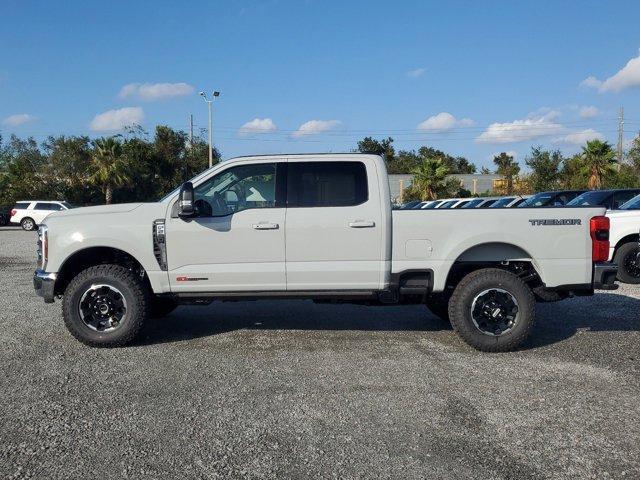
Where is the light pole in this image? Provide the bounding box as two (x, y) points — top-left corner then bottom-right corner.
(199, 90), (220, 168)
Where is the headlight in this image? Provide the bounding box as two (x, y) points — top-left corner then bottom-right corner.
(37, 225), (48, 270)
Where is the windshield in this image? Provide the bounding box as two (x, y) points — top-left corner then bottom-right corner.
(423, 201), (442, 209)
(567, 191), (610, 206)
(518, 192), (554, 207)
(159, 166), (215, 202)
(439, 200), (457, 208)
(620, 194), (640, 210)
(461, 199), (483, 208)
(490, 197), (516, 208)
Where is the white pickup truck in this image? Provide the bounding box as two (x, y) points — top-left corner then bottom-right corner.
(34, 154), (617, 351)
(607, 201), (640, 284)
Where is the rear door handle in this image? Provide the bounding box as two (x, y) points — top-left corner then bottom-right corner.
(348, 220), (375, 228)
(252, 222), (279, 230)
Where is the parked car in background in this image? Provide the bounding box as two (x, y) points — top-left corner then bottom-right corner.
(475, 197), (500, 208)
(458, 198), (482, 208)
(437, 198), (466, 209)
(452, 199), (474, 208)
(566, 189), (640, 211)
(10, 201), (73, 231)
(606, 194), (640, 284)
(490, 196), (530, 208)
(517, 190), (585, 208)
(420, 200), (444, 209)
(398, 200), (421, 209)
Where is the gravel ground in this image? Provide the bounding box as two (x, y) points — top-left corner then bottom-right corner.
(0, 226), (638, 479)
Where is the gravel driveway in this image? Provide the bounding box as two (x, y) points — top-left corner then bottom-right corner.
(0, 226), (638, 479)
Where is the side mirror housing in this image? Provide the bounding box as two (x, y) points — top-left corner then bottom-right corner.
(178, 182), (196, 218)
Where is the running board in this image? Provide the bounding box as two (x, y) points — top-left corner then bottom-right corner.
(173, 290), (378, 301)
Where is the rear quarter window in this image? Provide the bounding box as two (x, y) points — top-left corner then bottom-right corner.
(13, 202), (30, 210)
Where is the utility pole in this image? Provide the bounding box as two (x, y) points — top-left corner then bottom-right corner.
(189, 114), (193, 146)
(199, 91), (220, 169)
(617, 106), (624, 168)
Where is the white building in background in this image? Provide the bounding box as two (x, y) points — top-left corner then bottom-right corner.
(388, 173), (504, 203)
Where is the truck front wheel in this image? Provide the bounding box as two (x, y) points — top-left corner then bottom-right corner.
(62, 264), (150, 347)
(613, 242), (640, 284)
(448, 268), (535, 352)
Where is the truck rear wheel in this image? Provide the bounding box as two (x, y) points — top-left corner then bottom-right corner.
(448, 268), (535, 352)
(613, 242), (640, 284)
(62, 264), (150, 347)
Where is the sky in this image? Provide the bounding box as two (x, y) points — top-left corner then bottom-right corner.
(2, 0), (640, 171)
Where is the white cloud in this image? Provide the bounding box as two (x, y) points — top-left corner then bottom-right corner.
(238, 118), (277, 136)
(118, 82), (194, 101)
(581, 51), (640, 92)
(580, 76), (602, 89)
(579, 106), (599, 118)
(90, 107), (144, 131)
(475, 110), (564, 144)
(417, 112), (475, 132)
(292, 120), (341, 137)
(407, 67), (426, 78)
(2, 113), (36, 127)
(555, 129), (604, 145)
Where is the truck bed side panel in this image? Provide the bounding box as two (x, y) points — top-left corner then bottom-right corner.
(391, 207), (604, 291)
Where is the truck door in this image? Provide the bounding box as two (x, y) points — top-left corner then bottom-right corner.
(284, 159), (383, 290)
(165, 161), (287, 292)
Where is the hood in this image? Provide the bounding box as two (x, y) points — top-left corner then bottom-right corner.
(48, 203), (143, 219)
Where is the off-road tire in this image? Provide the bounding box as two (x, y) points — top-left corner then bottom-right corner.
(62, 264), (150, 347)
(425, 293), (451, 323)
(21, 217), (35, 231)
(613, 242), (640, 284)
(150, 297), (178, 318)
(448, 268), (535, 352)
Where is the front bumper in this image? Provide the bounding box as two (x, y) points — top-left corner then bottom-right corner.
(34, 269), (57, 303)
(593, 262), (618, 290)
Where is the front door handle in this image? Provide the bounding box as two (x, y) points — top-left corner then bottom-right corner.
(252, 222), (279, 230)
(348, 220), (375, 228)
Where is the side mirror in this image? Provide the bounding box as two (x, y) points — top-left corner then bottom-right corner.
(178, 182), (196, 218)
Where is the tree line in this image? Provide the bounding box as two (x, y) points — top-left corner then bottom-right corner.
(1, 128), (639, 206)
(0, 125), (219, 206)
(356, 136), (640, 201)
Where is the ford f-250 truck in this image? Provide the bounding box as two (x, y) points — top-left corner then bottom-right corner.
(33, 154), (618, 351)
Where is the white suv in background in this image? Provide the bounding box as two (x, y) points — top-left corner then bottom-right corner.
(10, 201), (72, 231)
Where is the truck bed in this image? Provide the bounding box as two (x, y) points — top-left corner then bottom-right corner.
(391, 207), (605, 291)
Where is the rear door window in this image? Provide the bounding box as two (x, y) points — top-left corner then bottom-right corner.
(287, 161), (368, 207)
(34, 202), (57, 210)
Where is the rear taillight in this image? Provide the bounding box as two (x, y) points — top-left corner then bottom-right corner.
(10, 209), (16, 217)
(590, 216), (610, 262)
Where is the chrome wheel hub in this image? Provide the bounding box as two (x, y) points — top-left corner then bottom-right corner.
(471, 288), (519, 336)
(78, 284), (127, 332)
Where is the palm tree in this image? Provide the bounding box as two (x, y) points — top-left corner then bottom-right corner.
(411, 157), (450, 200)
(88, 137), (130, 204)
(580, 139), (617, 189)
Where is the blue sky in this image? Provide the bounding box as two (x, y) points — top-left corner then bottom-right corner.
(2, 0), (640, 170)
